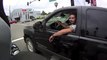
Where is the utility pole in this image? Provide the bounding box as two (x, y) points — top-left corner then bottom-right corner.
(71, 0), (74, 6)
(9, 0), (12, 20)
(26, 0), (40, 22)
(9, 5), (11, 20)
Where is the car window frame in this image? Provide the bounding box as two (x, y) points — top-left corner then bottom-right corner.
(42, 7), (81, 36)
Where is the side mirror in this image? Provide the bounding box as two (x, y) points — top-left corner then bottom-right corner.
(11, 44), (20, 56)
(33, 21), (43, 32)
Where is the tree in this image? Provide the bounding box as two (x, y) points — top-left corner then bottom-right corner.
(41, 11), (47, 15)
(48, 12), (51, 15)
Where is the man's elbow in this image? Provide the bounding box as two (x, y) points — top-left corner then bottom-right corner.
(62, 28), (73, 34)
(67, 28), (73, 33)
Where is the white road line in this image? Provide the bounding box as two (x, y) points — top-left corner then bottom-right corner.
(12, 37), (24, 43)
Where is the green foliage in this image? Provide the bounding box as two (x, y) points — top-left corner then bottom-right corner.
(48, 12), (52, 15)
(49, 0), (56, 2)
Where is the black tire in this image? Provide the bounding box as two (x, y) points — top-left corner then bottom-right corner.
(25, 37), (41, 54)
(26, 37), (35, 52)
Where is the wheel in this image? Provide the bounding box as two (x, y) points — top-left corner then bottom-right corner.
(26, 37), (35, 52)
(25, 37), (41, 54)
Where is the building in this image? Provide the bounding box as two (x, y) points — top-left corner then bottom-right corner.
(11, 8), (41, 22)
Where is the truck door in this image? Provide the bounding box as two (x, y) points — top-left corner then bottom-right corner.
(38, 7), (82, 59)
(80, 8), (107, 60)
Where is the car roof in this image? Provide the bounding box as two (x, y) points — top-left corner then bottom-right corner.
(54, 6), (107, 12)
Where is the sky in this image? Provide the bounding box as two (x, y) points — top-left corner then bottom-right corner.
(3, 0), (107, 15)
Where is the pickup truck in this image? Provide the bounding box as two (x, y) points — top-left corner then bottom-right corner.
(24, 6), (107, 60)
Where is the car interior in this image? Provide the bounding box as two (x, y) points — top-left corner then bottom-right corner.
(46, 10), (77, 31)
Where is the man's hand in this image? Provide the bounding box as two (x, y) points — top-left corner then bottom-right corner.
(49, 35), (55, 42)
(56, 21), (68, 28)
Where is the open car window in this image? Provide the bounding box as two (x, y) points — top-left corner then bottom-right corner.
(46, 13), (69, 27)
(46, 9), (77, 31)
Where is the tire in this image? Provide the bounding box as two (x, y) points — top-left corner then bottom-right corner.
(25, 37), (41, 54)
(26, 37), (35, 52)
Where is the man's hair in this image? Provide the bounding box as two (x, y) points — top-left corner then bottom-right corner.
(69, 13), (77, 17)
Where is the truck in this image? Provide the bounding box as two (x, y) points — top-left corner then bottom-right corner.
(24, 6), (107, 60)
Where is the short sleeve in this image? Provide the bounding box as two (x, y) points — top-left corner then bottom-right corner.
(69, 25), (76, 31)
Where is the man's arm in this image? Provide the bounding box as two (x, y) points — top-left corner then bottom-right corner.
(53, 28), (73, 36)
(57, 21), (69, 28)
(49, 27), (73, 42)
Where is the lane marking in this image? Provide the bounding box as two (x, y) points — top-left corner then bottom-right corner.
(12, 37), (24, 43)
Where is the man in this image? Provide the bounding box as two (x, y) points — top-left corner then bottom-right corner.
(49, 13), (76, 42)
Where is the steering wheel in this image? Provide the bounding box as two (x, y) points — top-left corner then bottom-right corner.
(54, 21), (62, 28)
(50, 21), (64, 30)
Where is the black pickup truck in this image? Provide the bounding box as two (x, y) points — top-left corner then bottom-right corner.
(24, 6), (107, 60)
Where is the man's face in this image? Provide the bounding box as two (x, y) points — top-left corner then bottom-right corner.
(69, 15), (76, 24)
